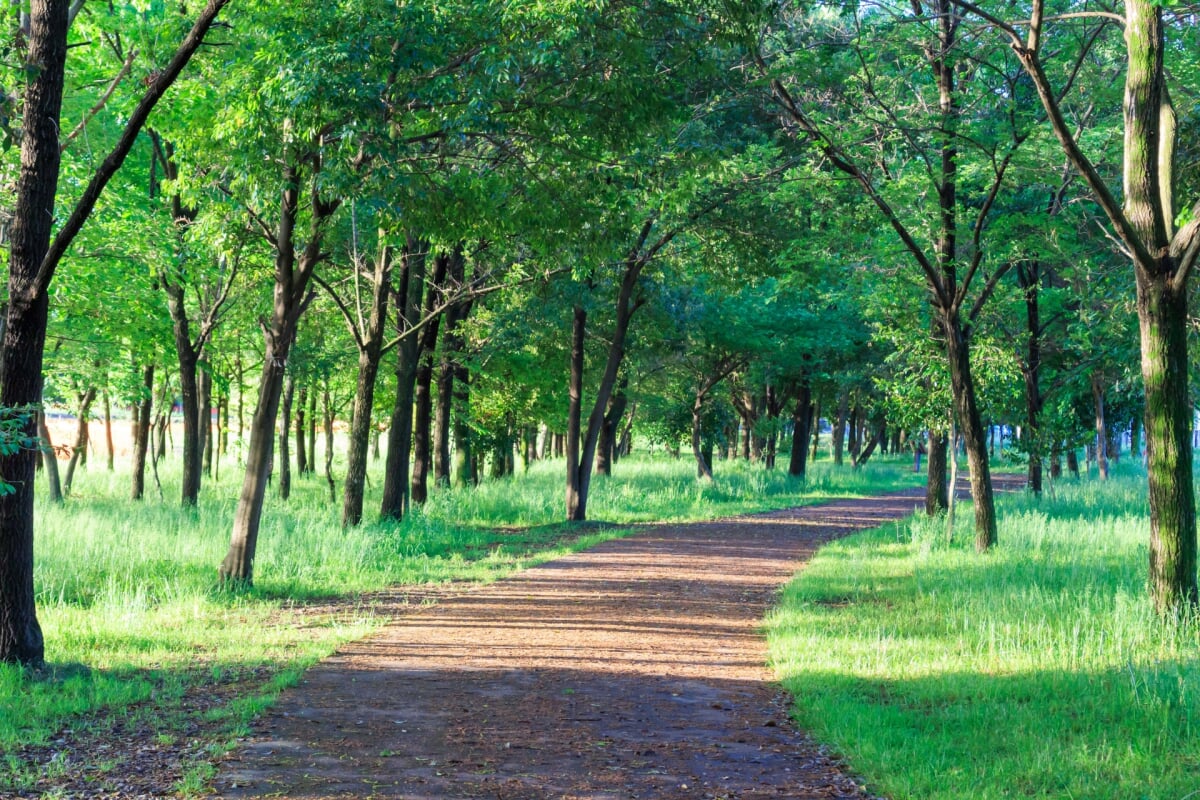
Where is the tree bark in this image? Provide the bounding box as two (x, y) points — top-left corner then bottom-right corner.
(565, 306), (587, 519)
(306, 387), (317, 475)
(788, 380), (813, 478)
(279, 375), (295, 501)
(595, 379), (628, 476)
(433, 248), (467, 488)
(103, 389), (114, 471)
(62, 387), (96, 495)
(341, 240), (392, 527)
(1018, 261), (1044, 495)
(926, 430), (949, 515)
(1092, 371), (1109, 480)
(692, 392), (713, 480)
(37, 412), (62, 504)
(381, 238), (426, 521)
(200, 367), (213, 477)
(295, 386), (308, 475)
(832, 393), (848, 465)
(323, 383), (335, 502)
(944, 317), (997, 551)
(131, 364), (154, 501)
(410, 250), (450, 505)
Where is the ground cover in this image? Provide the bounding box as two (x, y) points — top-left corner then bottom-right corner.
(2, 448), (919, 796)
(768, 463), (1200, 800)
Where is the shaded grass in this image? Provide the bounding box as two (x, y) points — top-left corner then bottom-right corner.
(3, 446), (919, 793)
(768, 463), (1200, 800)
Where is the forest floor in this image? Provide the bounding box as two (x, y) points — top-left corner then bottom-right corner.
(204, 489), (938, 800)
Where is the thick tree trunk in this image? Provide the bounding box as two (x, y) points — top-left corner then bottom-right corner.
(944, 317), (997, 551)
(1067, 447), (1080, 477)
(278, 375), (295, 501)
(926, 430), (949, 515)
(788, 381), (813, 478)
(410, 251), (450, 506)
(1139, 272), (1197, 610)
(1092, 372), (1109, 480)
(166, 283), (203, 505)
(381, 239), (426, 521)
(62, 387), (96, 495)
(131, 364), (154, 501)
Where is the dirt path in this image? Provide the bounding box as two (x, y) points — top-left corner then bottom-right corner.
(213, 489), (935, 799)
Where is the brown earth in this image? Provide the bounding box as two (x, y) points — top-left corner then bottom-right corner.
(211, 489), (936, 800)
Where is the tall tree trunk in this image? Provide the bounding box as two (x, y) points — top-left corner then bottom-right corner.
(62, 387), (96, 495)
(131, 364), (154, 501)
(433, 249), (467, 488)
(692, 391), (713, 480)
(323, 383), (335, 503)
(37, 412), (62, 504)
(810, 400), (822, 461)
(944, 317), (997, 551)
(1092, 372), (1109, 480)
(305, 387), (317, 475)
(279, 375), (295, 501)
(410, 250), (450, 506)
(1131, 415), (1141, 459)
(200, 367), (213, 477)
(165, 283), (203, 505)
(565, 307), (587, 519)
(220, 156), (336, 585)
(1018, 261), (1044, 495)
(451, 367), (472, 488)
(381, 238), (426, 520)
(341, 239), (392, 527)
(1067, 447), (1080, 477)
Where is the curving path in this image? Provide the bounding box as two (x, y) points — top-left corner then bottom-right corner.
(214, 489), (932, 799)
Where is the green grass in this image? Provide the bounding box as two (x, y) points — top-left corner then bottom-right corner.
(768, 462), (1200, 800)
(2, 443), (919, 794)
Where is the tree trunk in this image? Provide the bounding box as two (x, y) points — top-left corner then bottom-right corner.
(381, 238), (426, 521)
(323, 383), (336, 503)
(200, 367), (213, 477)
(103, 389), (114, 471)
(62, 387), (96, 496)
(305, 387), (317, 475)
(410, 250), (450, 506)
(37, 412), (62, 504)
(788, 381), (813, 478)
(1092, 372), (1109, 480)
(692, 390), (713, 480)
(926, 430), (949, 515)
(295, 386), (308, 475)
(279, 375), (295, 501)
(832, 393), (849, 465)
(131, 364), (154, 501)
(943, 317), (997, 551)
(220, 157), (335, 585)
(1131, 415), (1141, 459)
(565, 306), (587, 519)
(1067, 447), (1080, 477)
(595, 380), (628, 477)
(165, 281), (203, 505)
(451, 368), (472, 488)
(341, 241), (392, 527)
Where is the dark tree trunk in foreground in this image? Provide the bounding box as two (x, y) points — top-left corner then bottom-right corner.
(62, 387), (96, 495)
(381, 239), (426, 521)
(410, 250), (449, 506)
(131, 365), (154, 501)
(0, 0), (229, 664)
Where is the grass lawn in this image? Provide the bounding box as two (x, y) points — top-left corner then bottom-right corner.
(2, 445), (919, 794)
(768, 462), (1200, 800)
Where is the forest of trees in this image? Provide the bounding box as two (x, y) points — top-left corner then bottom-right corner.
(0, 0), (1197, 666)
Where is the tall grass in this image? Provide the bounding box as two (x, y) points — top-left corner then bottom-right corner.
(768, 462), (1200, 800)
(3, 444), (919, 792)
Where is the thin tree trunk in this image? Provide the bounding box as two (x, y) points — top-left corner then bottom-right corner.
(103, 389), (114, 471)
(279, 375), (295, 501)
(323, 383), (335, 503)
(37, 412), (62, 504)
(927, 430), (949, 515)
(452, 367), (472, 487)
(833, 393), (848, 465)
(410, 250), (450, 505)
(200, 367), (213, 477)
(306, 387), (317, 475)
(62, 387), (96, 495)
(295, 386), (308, 475)
(692, 391), (713, 480)
(1092, 372), (1109, 480)
(131, 364), (154, 501)
(565, 306), (587, 519)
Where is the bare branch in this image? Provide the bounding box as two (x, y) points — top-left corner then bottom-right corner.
(61, 47), (138, 154)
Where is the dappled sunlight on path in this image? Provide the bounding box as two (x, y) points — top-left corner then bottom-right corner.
(215, 490), (931, 799)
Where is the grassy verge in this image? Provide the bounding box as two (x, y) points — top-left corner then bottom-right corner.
(768, 463), (1199, 800)
(3, 447), (919, 794)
